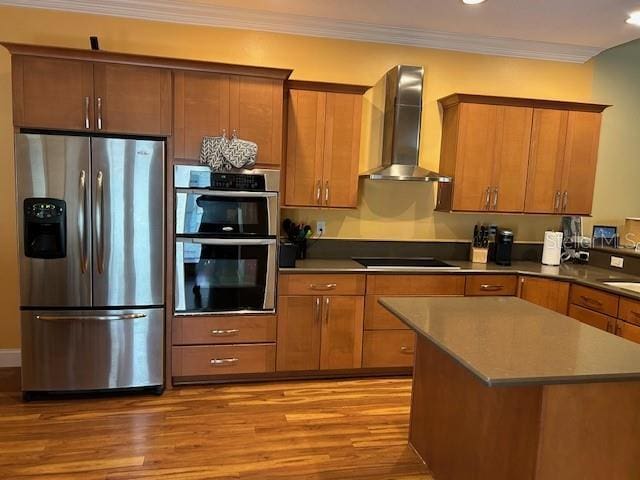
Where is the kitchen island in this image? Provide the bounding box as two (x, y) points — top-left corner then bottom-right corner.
(380, 296), (640, 480)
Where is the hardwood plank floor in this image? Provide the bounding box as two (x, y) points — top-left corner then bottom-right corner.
(0, 371), (431, 479)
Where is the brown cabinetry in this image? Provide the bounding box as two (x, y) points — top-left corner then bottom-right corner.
(465, 275), (518, 296)
(518, 277), (569, 314)
(12, 55), (171, 135)
(569, 285), (619, 317)
(174, 71), (284, 166)
(437, 94), (608, 215)
(525, 109), (602, 214)
(284, 82), (367, 208)
(568, 304), (616, 333)
(277, 274), (364, 372)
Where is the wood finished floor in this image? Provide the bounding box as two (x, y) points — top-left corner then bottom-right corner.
(0, 371), (432, 480)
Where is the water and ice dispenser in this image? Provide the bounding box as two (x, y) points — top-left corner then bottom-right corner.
(23, 198), (66, 259)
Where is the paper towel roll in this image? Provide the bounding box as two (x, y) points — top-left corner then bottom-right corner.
(542, 231), (563, 266)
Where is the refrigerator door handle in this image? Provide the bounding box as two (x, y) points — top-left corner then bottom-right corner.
(96, 170), (105, 274)
(35, 313), (147, 321)
(79, 170), (88, 274)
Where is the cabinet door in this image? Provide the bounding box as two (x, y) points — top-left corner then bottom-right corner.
(12, 56), (94, 131)
(568, 304), (614, 332)
(616, 320), (640, 345)
(94, 63), (171, 136)
(284, 90), (326, 207)
(560, 111), (602, 215)
(452, 103), (498, 211)
(319, 296), (364, 370)
(322, 92), (362, 208)
(229, 76), (284, 167)
(491, 106), (533, 212)
(276, 296), (321, 371)
(174, 71), (230, 160)
(524, 109), (568, 214)
(519, 277), (569, 314)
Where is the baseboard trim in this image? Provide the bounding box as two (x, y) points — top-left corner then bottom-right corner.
(0, 349), (21, 368)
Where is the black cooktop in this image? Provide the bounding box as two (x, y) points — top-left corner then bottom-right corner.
(352, 257), (459, 269)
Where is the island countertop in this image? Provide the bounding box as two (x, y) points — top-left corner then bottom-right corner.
(379, 296), (640, 386)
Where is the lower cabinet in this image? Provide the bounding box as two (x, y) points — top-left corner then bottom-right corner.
(276, 295), (364, 371)
(172, 344), (276, 377)
(616, 319), (640, 343)
(518, 277), (570, 314)
(568, 304), (615, 332)
(362, 331), (415, 368)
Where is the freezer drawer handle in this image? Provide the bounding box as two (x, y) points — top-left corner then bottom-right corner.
(35, 313), (147, 321)
(210, 329), (240, 336)
(210, 357), (239, 366)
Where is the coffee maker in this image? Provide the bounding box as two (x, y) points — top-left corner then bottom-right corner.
(495, 229), (514, 266)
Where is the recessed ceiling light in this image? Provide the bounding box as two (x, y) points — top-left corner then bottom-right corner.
(627, 12), (640, 26)
(462, 0), (486, 4)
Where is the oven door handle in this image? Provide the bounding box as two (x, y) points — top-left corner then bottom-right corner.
(175, 188), (277, 198)
(186, 238), (277, 246)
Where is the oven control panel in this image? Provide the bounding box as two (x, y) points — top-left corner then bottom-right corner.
(211, 173), (266, 191)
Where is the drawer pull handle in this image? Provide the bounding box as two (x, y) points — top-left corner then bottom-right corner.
(580, 296), (603, 308)
(400, 346), (414, 354)
(310, 283), (337, 291)
(210, 329), (240, 336)
(210, 357), (239, 366)
(480, 284), (504, 291)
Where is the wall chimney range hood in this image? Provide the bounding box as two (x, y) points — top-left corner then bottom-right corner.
(361, 65), (451, 182)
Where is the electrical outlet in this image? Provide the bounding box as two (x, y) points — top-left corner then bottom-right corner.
(316, 221), (326, 235)
(611, 256), (624, 268)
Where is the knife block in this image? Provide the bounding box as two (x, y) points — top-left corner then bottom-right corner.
(469, 247), (489, 264)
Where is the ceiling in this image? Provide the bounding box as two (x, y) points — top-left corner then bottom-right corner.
(2, 0), (640, 62)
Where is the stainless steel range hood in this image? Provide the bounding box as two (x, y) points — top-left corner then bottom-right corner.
(361, 65), (451, 182)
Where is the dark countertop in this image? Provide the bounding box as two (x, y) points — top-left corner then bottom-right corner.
(379, 296), (640, 386)
(280, 260), (640, 301)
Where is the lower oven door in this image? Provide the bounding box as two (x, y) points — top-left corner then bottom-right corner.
(175, 238), (277, 315)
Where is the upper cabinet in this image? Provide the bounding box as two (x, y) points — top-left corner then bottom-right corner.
(437, 94), (608, 215)
(174, 72), (285, 167)
(12, 55), (171, 136)
(284, 81), (367, 209)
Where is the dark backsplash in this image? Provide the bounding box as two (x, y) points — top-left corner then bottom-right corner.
(303, 239), (543, 262)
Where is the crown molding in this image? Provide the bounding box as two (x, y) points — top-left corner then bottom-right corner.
(0, 0), (603, 63)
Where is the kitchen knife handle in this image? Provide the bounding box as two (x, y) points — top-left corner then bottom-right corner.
(96, 170), (105, 274)
(492, 187), (499, 210)
(484, 187), (491, 210)
(96, 97), (103, 130)
(79, 170), (88, 274)
(84, 96), (90, 129)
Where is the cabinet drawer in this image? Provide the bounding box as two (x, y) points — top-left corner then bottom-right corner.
(465, 275), (517, 296)
(616, 319), (640, 344)
(362, 330), (416, 368)
(570, 285), (619, 317)
(365, 295), (409, 330)
(568, 304), (616, 333)
(618, 298), (640, 327)
(366, 275), (465, 295)
(172, 315), (276, 345)
(279, 274), (365, 296)
(172, 344), (276, 376)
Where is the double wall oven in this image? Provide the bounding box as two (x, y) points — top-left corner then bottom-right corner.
(174, 166), (279, 315)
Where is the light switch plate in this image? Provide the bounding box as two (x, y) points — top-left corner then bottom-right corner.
(610, 256), (624, 268)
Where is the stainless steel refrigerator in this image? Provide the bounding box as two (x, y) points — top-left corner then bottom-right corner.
(16, 134), (165, 397)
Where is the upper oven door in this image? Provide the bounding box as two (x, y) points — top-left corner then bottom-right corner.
(176, 189), (278, 237)
(174, 238), (276, 315)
